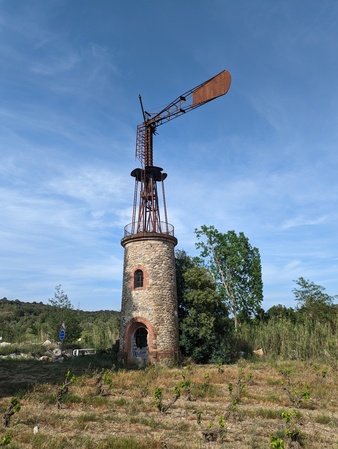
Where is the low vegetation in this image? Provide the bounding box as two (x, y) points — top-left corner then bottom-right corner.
(0, 296), (120, 351)
(0, 358), (338, 448)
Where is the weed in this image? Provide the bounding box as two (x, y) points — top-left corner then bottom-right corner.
(153, 387), (163, 411)
(57, 370), (76, 409)
(228, 372), (248, 405)
(285, 427), (302, 443)
(217, 360), (224, 374)
(180, 372), (194, 401)
(31, 433), (75, 449)
(138, 416), (160, 429)
(201, 420), (225, 444)
(0, 434), (12, 446)
(3, 398), (20, 427)
(203, 371), (210, 388)
(278, 367), (292, 385)
(78, 412), (98, 423)
(175, 420), (191, 432)
(95, 369), (114, 396)
(140, 381), (149, 398)
(310, 362), (329, 380)
(265, 391), (283, 404)
(202, 429), (218, 443)
(243, 407), (281, 420)
(224, 403), (242, 422)
(194, 409), (203, 424)
(191, 370), (218, 399)
(83, 393), (109, 407)
(114, 397), (128, 407)
(279, 368), (311, 408)
(153, 385), (180, 413)
(15, 383), (33, 399)
(95, 436), (162, 449)
(76, 412), (99, 430)
(270, 434), (284, 448)
(281, 409), (300, 424)
(218, 416), (226, 442)
(267, 378), (281, 386)
(280, 409), (305, 446)
(192, 382), (217, 399)
(62, 393), (82, 405)
(314, 413), (336, 425)
(282, 384), (310, 408)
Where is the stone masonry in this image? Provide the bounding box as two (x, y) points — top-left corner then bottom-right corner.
(119, 233), (179, 365)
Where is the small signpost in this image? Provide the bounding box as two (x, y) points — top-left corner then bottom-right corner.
(59, 329), (65, 341)
(59, 322), (66, 358)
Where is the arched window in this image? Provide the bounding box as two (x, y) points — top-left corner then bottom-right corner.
(134, 327), (148, 348)
(134, 269), (143, 288)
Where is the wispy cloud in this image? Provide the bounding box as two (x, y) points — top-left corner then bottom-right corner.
(281, 215), (328, 230)
(47, 166), (129, 208)
(1, 0), (337, 312)
(248, 89), (290, 133)
(30, 51), (81, 75)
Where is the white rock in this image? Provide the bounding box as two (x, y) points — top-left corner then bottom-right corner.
(253, 348), (264, 357)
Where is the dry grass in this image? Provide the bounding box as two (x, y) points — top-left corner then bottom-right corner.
(0, 358), (338, 448)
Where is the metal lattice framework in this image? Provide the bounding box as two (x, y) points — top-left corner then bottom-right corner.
(128, 70), (231, 236)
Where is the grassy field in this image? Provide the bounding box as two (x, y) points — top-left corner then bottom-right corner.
(0, 357), (338, 448)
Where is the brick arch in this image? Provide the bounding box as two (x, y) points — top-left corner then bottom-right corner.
(130, 265), (149, 291)
(123, 317), (155, 364)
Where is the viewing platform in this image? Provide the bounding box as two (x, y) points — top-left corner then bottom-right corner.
(123, 221), (175, 238)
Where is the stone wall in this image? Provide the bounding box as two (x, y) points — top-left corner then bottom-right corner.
(119, 233), (179, 365)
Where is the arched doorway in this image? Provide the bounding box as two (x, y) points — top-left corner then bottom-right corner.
(131, 324), (149, 367)
(134, 327), (148, 349)
(122, 317), (155, 366)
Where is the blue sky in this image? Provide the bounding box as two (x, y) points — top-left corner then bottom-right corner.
(1, 0), (337, 312)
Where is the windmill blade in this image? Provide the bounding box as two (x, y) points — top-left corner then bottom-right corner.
(192, 70), (231, 106)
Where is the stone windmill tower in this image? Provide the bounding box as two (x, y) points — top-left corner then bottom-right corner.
(119, 70), (231, 366)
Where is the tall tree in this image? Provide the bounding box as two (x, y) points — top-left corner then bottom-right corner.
(175, 251), (230, 363)
(195, 226), (263, 329)
(293, 277), (337, 324)
(48, 285), (81, 344)
(49, 284), (73, 309)
(175, 249), (197, 321)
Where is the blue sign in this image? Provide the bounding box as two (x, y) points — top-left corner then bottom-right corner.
(59, 329), (65, 341)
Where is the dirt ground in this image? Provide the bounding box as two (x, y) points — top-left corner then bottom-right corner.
(0, 360), (84, 398)
(0, 358), (338, 448)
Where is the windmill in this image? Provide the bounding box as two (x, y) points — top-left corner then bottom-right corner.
(119, 70), (231, 366)
(126, 69), (232, 237)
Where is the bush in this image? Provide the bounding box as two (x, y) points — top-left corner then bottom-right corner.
(234, 316), (338, 360)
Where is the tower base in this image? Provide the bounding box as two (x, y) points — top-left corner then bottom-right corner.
(119, 232), (179, 367)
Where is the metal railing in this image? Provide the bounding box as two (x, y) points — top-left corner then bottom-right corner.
(124, 221), (175, 238)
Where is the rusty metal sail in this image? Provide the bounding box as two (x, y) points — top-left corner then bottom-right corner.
(128, 70), (231, 236)
(136, 70), (231, 168)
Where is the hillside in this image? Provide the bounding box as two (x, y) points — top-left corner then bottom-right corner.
(0, 298), (120, 350)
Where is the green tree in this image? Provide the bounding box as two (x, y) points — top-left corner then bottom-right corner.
(195, 226), (263, 330)
(267, 304), (297, 323)
(293, 277), (337, 324)
(176, 251), (230, 363)
(48, 285), (81, 344)
(49, 284), (73, 309)
(175, 249), (196, 321)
